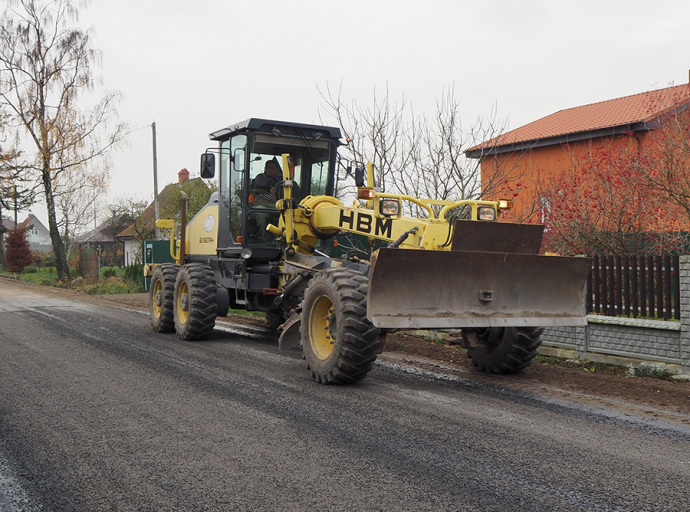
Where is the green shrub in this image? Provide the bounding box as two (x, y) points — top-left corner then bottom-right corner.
(124, 263), (143, 283)
(102, 268), (117, 279)
(23, 266), (38, 273)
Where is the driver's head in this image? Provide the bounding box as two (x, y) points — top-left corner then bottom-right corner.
(264, 158), (280, 177)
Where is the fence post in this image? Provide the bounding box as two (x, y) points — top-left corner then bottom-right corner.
(593, 255), (600, 313)
(632, 255), (639, 317)
(608, 255), (615, 316)
(674, 255), (681, 321)
(679, 256), (690, 373)
(615, 255), (622, 316)
(664, 255), (671, 321)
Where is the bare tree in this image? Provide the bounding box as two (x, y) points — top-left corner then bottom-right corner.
(319, 83), (417, 204)
(0, 0), (127, 281)
(631, 95), (690, 225)
(318, 83), (520, 217)
(55, 159), (109, 258)
(106, 196), (154, 247)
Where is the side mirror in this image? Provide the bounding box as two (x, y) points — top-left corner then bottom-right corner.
(233, 148), (245, 172)
(200, 153), (215, 179)
(354, 166), (365, 188)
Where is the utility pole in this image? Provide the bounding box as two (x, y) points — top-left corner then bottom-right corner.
(152, 122), (160, 240)
(13, 184), (17, 227)
(0, 199), (5, 267)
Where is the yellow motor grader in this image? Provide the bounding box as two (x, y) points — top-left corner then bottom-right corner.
(149, 118), (590, 384)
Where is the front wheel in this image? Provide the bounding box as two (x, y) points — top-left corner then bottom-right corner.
(463, 326), (544, 374)
(301, 268), (380, 384)
(174, 264), (217, 341)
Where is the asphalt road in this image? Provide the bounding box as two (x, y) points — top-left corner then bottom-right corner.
(1, 279), (689, 512)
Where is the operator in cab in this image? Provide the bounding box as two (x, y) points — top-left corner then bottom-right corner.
(249, 158), (281, 208)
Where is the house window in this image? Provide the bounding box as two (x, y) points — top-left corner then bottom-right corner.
(30, 229), (39, 236)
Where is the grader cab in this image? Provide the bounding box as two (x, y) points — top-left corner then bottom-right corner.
(149, 118), (590, 384)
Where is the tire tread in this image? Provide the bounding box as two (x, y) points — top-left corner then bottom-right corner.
(466, 326), (542, 374)
(174, 263), (217, 341)
(150, 263), (179, 333)
(302, 268), (380, 385)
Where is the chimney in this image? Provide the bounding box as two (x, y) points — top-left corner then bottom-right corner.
(178, 168), (190, 184)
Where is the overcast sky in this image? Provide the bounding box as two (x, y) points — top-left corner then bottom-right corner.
(15, 0), (690, 226)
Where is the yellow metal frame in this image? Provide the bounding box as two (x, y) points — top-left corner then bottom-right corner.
(266, 155), (508, 254)
(155, 219), (180, 263)
(280, 153), (295, 246)
(153, 154), (512, 289)
(305, 195), (503, 251)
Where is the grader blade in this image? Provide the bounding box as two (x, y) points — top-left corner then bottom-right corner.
(451, 220), (544, 254)
(367, 248), (591, 329)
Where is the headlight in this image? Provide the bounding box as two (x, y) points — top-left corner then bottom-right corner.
(478, 206), (496, 221)
(380, 199), (400, 216)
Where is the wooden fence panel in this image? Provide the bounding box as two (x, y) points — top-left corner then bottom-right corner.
(585, 254), (680, 320)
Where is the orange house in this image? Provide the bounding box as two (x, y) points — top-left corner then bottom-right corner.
(465, 80), (690, 225)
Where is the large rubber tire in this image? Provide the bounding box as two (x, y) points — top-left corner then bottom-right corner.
(266, 308), (286, 330)
(301, 268), (380, 385)
(464, 326), (544, 374)
(174, 263), (217, 341)
(150, 263), (179, 333)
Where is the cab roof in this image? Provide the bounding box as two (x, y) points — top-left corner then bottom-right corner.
(209, 118), (342, 142)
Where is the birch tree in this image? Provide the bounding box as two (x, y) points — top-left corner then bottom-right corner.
(0, 0), (126, 281)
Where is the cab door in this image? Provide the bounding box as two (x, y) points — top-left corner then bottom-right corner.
(219, 134), (247, 248)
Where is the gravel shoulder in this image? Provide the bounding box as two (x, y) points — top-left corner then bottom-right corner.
(6, 278), (690, 424)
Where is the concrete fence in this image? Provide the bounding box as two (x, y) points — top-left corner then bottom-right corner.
(541, 255), (690, 374)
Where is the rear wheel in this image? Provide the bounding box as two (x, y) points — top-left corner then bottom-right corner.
(174, 263), (217, 341)
(150, 263), (179, 333)
(301, 268), (380, 385)
(266, 308), (286, 330)
(463, 327), (544, 374)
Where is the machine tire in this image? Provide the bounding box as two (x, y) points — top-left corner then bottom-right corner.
(301, 268), (380, 385)
(174, 263), (217, 341)
(266, 308), (286, 330)
(150, 263), (179, 333)
(464, 326), (544, 374)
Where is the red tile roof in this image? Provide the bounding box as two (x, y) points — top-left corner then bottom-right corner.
(467, 83), (690, 155)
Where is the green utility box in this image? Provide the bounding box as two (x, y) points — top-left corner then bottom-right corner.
(142, 240), (175, 291)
